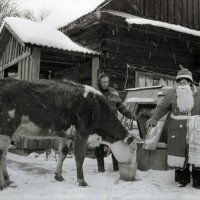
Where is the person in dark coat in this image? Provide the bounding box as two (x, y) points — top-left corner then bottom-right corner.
(95, 73), (135, 172)
(146, 68), (200, 188)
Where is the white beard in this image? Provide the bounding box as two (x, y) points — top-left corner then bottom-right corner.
(176, 85), (194, 113)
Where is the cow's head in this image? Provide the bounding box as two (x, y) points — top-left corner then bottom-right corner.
(87, 133), (137, 164)
(75, 85), (129, 143)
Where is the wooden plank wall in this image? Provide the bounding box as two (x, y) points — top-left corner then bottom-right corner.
(0, 34), (41, 81)
(18, 47), (41, 81)
(104, 0), (200, 30)
(0, 35), (30, 71)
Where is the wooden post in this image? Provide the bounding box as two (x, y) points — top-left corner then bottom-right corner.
(18, 61), (22, 79)
(30, 47), (41, 80)
(91, 56), (99, 89)
(135, 71), (139, 88)
(0, 70), (5, 79)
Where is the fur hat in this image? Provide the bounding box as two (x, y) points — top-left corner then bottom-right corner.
(176, 68), (193, 83)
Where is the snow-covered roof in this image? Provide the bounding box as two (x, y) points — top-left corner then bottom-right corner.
(102, 10), (138, 19)
(1, 17), (99, 55)
(102, 10), (200, 38)
(126, 16), (200, 38)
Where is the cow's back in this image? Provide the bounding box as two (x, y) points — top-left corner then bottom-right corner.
(0, 79), (84, 137)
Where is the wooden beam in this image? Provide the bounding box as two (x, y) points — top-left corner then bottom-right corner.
(41, 46), (99, 58)
(91, 56), (99, 89)
(41, 59), (76, 65)
(18, 60), (22, 79)
(0, 51), (31, 71)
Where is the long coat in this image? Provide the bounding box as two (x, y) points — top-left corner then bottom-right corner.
(102, 87), (133, 118)
(151, 87), (200, 168)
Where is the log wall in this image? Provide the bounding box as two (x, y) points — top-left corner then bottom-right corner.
(68, 22), (199, 89)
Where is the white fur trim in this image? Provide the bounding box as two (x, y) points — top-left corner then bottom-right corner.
(170, 114), (193, 120)
(83, 85), (102, 98)
(167, 155), (185, 168)
(176, 75), (193, 82)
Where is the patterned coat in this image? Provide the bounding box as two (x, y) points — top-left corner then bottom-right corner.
(151, 87), (200, 168)
(97, 73), (133, 119)
(101, 87), (133, 119)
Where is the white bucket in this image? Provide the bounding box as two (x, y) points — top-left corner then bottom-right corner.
(101, 140), (137, 181)
(119, 161), (137, 181)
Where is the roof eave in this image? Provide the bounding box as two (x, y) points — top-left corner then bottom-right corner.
(29, 44), (101, 57)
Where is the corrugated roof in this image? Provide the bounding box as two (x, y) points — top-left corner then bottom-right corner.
(0, 17), (99, 55)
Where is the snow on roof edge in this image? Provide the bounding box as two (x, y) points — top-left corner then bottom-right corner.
(126, 17), (200, 38)
(102, 10), (200, 38)
(1, 17), (99, 55)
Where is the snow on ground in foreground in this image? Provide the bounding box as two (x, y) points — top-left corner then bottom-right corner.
(1, 153), (200, 200)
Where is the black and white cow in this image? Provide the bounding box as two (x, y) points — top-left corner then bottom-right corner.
(0, 79), (132, 189)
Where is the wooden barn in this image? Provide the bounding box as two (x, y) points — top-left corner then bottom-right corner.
(60, 0), (200, 90)
(0, 17), (100, 88)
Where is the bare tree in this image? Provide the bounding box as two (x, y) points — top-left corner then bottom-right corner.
(0, 0), (20, 26)
(21, 9), (36, 21)
(0, 0), (51, 26)
(38, 9), (51, 22)
(20, 8), (51, 22)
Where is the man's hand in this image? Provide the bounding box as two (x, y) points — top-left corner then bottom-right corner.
(130, 112), (136, 120)
(146, 118), (157, 129)
(130, 112), (142, 120)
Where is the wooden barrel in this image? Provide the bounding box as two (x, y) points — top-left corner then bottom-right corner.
(136, 142), (169, 171)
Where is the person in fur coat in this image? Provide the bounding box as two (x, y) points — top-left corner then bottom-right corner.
(146, 68), (200, 188)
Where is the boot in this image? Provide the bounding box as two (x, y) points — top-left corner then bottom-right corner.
(175, 165), (190, 187)
(192, 167), (200, 189)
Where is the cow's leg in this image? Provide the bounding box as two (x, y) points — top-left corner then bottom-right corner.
(0, 135), (11, 190)
(111, 154), (119, 171)
(3, 151), (12, 186)
(54, 138), (69, 181)
(74, 135), (88, 186)
(95, 144), (105, 172)
(0, 149), (5, 190)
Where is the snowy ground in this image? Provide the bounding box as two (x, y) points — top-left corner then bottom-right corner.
(1, 152), (200, 200)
